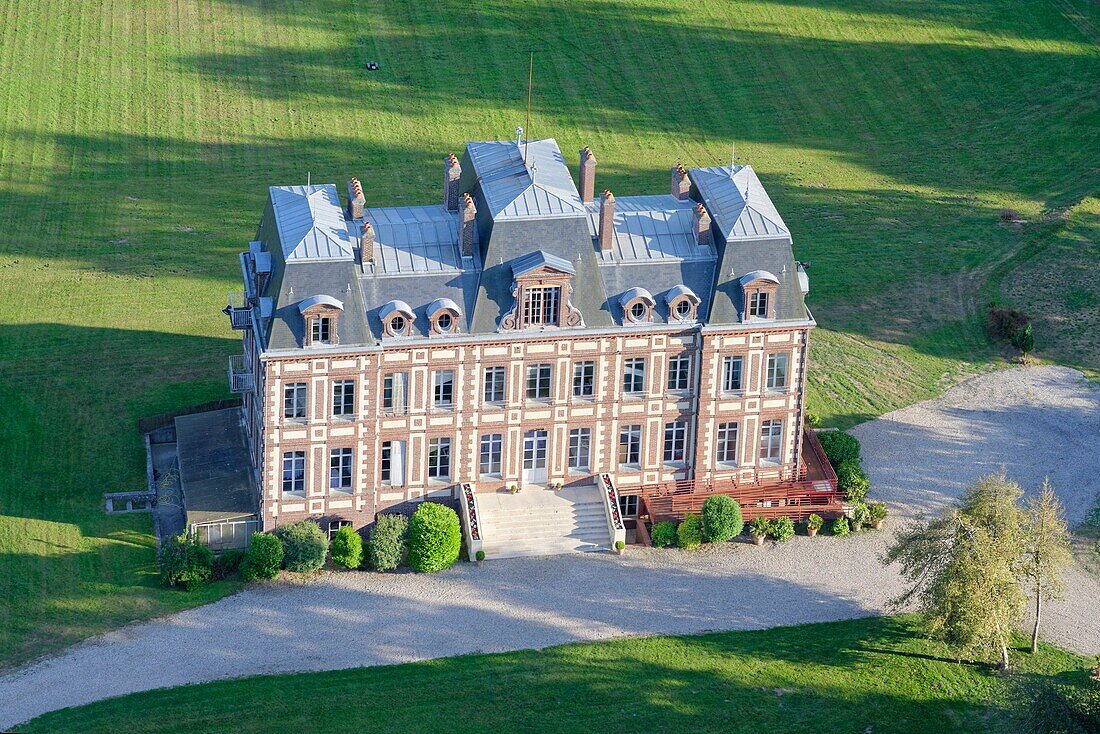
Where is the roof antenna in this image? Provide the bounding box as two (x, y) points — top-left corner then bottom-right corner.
(729, 143), (735, 178)
(523, 51), (533, 165)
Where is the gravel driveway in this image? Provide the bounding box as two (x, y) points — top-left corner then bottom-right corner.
(1, 365), (1097, 728)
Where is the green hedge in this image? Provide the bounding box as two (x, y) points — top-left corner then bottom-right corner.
(701, 495), (743, 542)
(836, 460), (870, 503)
(408, 503), (461, 573)
(651, 521), (677, 548)
(369, 514), (409, 571)
(275, 521), (329, 573)
(330, 525), (363, 569)
(818, 431), (861, 467)
(158, 532), (214, 591)
(241, 532), (283, 581)
(677, 513), (704, 550)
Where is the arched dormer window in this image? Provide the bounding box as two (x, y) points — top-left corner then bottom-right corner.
(379, 299), (415, 338)
(620, 287), (655, 325)
(499, 250), (584, 331)
(426, 298), (462, 335)
(665, 284), (700, 323)
(738, 271), (780, 321)
(298, 295), (344, 347)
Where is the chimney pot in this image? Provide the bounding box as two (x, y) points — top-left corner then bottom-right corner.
(693, 203), (712, 247)
(598, 189), (616, 253)
(578, 146), (597, 203)
(671, 164), (691, 200)
(360, 221), (375, 268)
(444, 154), (462, 211)
(347, 178), (366, 218)
(459, 193), (478, 257)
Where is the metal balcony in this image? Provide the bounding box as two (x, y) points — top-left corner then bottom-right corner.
(225, 291), (252, 330)
(228, 354), (254, 393)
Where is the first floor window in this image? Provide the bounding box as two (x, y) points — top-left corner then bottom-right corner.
(572, 361), (595, 398)
(380, 440), (405, 486)
(332, 380), (355, 416)
(283, 382), (307, 419)
(483, 366), (506, 404)
(329, 448), (353, 492)
(382, 372), (408, 413)
(428, 437), (452, 479)
(433, 370), (454, 409)
(663, 421), (687, 463)
(722, 356), (743, 393)
(328, 519), (352, 540)
(312, 316), (332, 344)
(759, 419), (783, 463)
(618, 494), (638, 518)
(282, 451), (305, 494)
(568, 428), (591, 471)
(766, 353), (789, 390)
(623, 357), (646, 394)
(716, 422), (739, 464)
(618, 424), (642, 467)
(667, 354), (692, 392)
(527, 364), (552, 400)
(480, 434), (503, 476)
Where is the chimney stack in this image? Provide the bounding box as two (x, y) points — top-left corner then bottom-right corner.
(578, 146), (597, 203)
(598, 190), (616, 253)
(693, 203), (712, 247)
(360, 222), (375, 269)
(671, 164), (691, 200)
(444, 153), (462, 211)
(347, 178), (366, 219)
(460, 193), (478, 257)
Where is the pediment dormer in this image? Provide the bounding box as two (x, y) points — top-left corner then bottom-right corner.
(500, 250), (584, 331)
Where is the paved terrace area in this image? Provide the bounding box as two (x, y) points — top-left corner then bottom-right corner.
(1, 366), (1097, 728)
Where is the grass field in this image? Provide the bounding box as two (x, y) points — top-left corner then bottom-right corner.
(15, 616), (1096, 733)
(0, 0), (1097, 669)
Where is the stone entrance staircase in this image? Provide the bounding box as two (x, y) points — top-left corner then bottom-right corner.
(475, 484), (612, 559)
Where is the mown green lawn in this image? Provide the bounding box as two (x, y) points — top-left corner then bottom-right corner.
(0, 0), (1097, 668)
(16, 616), (1095, 733)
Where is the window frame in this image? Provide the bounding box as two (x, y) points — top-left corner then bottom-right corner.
(311, 316), (332, 345)
(427, 437), (452, 480)
(433, 370), (455, 409)
(722, 356), (744, 393)
(380, 440), (406, 487)
(618, 494), (639, 518)
(283, 382), (307, 420)
(759, 419), (783, 464)
(567, 427), (592, 472)
(523, 286), (561, 327)
(667, 354), (692, 392)
(281, 451), (306, 495)
(766, 353), (789, 391)
(623, 357), (646, 395)
(382, 372), (408, 413)
(749, 291), (769, 318)
(572, 361), (595, 399)
(332, 379), (356, 417)
(663, 420), (688, 463)
(618, 424), (642, 468)
(479, 434), (503, 477)
(716, 422), (739, 465)
(483, 366), (506, 404)
(329, 447), (354, 493)
(526, 363), (553, 401)
(327, 519), (353, 540)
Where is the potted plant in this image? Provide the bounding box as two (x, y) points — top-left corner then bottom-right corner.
(554, 481), (564, 490)
(475, 549), (485, 566)
(805, 513), (823, 537)
(614, 540), (625, 555)
(509, 483), (520, 494)
(831, 516), (851, 537)
(748, 517), (769, 546)
(850, 502), (870, 532)
(868, 502), (888, 530)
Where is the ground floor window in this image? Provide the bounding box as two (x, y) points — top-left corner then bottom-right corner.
(663, 420), (687, 463)
(282, 451), (305, 495)
(716, 422), (739, 464)
(428, 437), (452, 479)
(568, 427), (591, 472)
(759, 419), (783, 463)
(327, 519), (352, 539)
(480, 433), (503, 476)
(618, 494), (638, 518)
(380, 440), (406, 486)
(329, 447), (353, 492)
(619, 424), (642, 468)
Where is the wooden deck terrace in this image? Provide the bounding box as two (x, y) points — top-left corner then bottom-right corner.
(637, 429), (843, 525)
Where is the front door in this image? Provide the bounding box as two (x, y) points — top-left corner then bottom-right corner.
(522, 430), (548, 485)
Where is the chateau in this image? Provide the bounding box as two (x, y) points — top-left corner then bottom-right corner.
(217, 134), (840, 557)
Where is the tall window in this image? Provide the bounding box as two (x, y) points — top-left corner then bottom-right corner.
(759, 419), (783, 462)
(568, 428), (591, 472)
(428, 437), (452, 479)
(382, 372), (408, 413)
(749, 292), (769, 318)
(483, 366), (506, 404)
(663, 421), (687, 463)
(311, 316), (332, 344)
(479, 434), (503, 476)
(433, 370), (454, 409)
(722, 356), (743, 393)
(526, 364), (552, 400)
(282, 451), (305, 494)
(618, 424), (642, 467)
(667, 354), (692, 392)
(329, 448), (353, 492)
(716, 422), (739, 464)
(623, 358), (646, 394)
(380, 440), (405, 486)
(332, 380), (355, 416)
(572, 361), (595, 398)
(283, 382), (307, 419)
(523, 286), (560, 327)
(618, 495), (638, 518)
(766, 354), (789, 390)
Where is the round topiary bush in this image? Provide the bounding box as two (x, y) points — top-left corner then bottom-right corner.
(158, 532), (214, 591)
(368, 513), (409, 572)
(831, 517), (851, 537)
(701, 494), (744, 542)
(275, 520), (328, 573)
(817, 430), (861, 468)
(835, 460), (870, 504)
(240, 532), (283, 581)
(769, 516), (795, 542)
(329, 525), (363, 569)
(651, 520), (677, 548)
(677, 513), (704, 550)
(408, 502), (461, 573)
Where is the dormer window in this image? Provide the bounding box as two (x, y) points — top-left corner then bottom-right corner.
(297, 295), (344, 347)
(380, 300), (415, 338)
(426, 298), (463, 335)
(389, 315), (407, 334)
(437, 313), (452, 331)
(619, 287), (655, 325)
(629, 301), (647, 322)
(665, 284), (700, 323)
(312, 317), (332, 344)
(738, 271), (780, 321)
(500, 251), (584, 331)
(749, 292), (768, 318)
(523, 286), (560, 327)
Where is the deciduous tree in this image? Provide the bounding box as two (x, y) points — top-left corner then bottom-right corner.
(1021, 480), (1072, 654)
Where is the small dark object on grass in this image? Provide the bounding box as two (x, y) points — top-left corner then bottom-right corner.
(366, 61), (380, 71)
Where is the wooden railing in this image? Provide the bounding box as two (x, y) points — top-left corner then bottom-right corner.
(639, 478), (846, 525)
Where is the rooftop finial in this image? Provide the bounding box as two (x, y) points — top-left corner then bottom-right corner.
(516, 126), (523, 149)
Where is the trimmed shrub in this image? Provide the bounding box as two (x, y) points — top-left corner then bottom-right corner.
(817, 431), (861, 468)
(805, 513), (824, 533)
(651, 521), (677, 548)
(368, 513), (409, 572)
(241, 532), (283, 581)
(831, 517), (851, 536)
(475, 549), (485, 562)
(158, 532), (214, 591)
(615, 540), (626, 552)
(836, 460), (870, 504)
(330, 525), (363, 570)
(408, 502), (461, 573)
(275, 520), (328, 573)
(747, 516), (770, 538)
(701, 494), (744, 542)
(676, 513), (704, 550)
(769, 516), (795, 542)
(212, 548), (245, 580)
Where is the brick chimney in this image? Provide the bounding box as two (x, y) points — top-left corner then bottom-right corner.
(693, 203), (712, 247)
(578, 146), (597, 203)
(347, 178), (366, 219)
(444, 153), (462, 211)
(459, 193), (478, 257)
(598, 190), (616, 252)
(360, 222), (375, 268)
(671, 164), (691, 200)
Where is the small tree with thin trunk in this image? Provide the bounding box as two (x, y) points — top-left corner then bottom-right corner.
(1020, 480), (1072, 654)
(884, 472), (1027, 670)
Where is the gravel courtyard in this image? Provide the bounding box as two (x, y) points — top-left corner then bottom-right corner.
(1, 366), (1097, 728)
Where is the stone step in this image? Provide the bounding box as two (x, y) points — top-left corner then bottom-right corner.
(486, 527), (609, 543)
(481, 512), (607, 530)
(480, 539), (610, 558)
